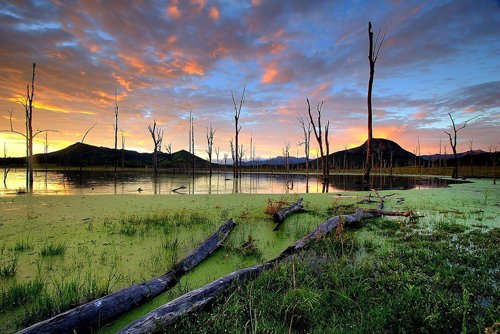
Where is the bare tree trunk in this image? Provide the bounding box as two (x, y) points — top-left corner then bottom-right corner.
(445, 113), (477, 179)
(231, 86), (245, 178)
(364, 23), (375, 184)
(114, 90), (119, 177)
(206, 124), (215, 177)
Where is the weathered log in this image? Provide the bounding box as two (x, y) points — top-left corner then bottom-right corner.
(120, 208), (410, 333)
(17, 219), (236, 334)
(273, 197), (305, 231)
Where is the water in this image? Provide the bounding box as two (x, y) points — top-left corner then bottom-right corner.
(0, 169), (465, 196)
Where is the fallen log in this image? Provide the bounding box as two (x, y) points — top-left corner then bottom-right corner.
(119, 208), (410, 333)
(273, 197), (305, 231)
(18, 219), (236, 334)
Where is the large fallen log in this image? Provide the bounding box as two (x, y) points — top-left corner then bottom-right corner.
(18, 219), (236, 334)
(273, 197), (305, 231)
(119, 208), (411, 334)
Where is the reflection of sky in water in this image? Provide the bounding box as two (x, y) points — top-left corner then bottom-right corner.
(1, 170), (463, 196)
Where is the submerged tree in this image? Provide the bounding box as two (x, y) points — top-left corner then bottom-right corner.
(148, 120), (163, 175)
(298, 114), (312, 178)
(1, 63), (55, 191)
(363, 22), (386, 184)
(307, 98), (330, 181)
(113, 90), (119, 176)
(231, 85), (245, 178)
(205, 123), (216, 176)
(444, 112), (477, 179)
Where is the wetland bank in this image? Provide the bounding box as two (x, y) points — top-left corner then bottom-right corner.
(0, 177), (498, 333)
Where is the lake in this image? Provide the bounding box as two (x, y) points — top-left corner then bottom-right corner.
(0, 170), (465, 196)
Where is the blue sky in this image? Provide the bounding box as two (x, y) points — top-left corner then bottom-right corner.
(0, 0), (499, 158)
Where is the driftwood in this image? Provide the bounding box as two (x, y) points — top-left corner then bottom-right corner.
(273, 198), (305, 231)
(119, 208), (412, 334)
(18, 219), (236, 334)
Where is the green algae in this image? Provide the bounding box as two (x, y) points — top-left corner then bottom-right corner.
(0, 179), (498, 333)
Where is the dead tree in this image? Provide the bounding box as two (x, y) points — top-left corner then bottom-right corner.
(363, 22), (386, 184)
(1, 64), (55, 191)
(444, 112), (477, 179)
(148, 120), (163, 175)
(490, 145), (497, 185)
(205, 124), (215, 176)
(283, 142), (291, 173)
(229, 140), (235, 176)
(3, 142), (9, 186)
(306, 98), (330, 181)
(298, 115), (312, 178)
(231, 85), (245, 178)
(81, 122), (97, 143)
(18, 219), (235, 334)
(121, 129), (125, 169)
(215, 147), (220, 165)
(114, 90), (119, 176)
(223, 153), (228, 175)
(238, 144), (244, 176)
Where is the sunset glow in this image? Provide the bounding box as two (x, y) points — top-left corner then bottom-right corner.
(0, 0), (498, 158)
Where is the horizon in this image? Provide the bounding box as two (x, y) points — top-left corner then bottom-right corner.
(1, 1), (499, 158)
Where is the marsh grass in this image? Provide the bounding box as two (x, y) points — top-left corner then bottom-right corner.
(168, 224), (499, 333)
(11, 237), (34, 253)
(39, 242), (66, 257)
(0, 254), (18, 277)
(0, 279), (43, 310)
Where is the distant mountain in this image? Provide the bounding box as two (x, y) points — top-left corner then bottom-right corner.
(325, 138), (416, 169)
(1, 139), (496, 169)
(421, 149), (486, 161)
(1, 142), (211, 169)
(242, 156), (307, 166)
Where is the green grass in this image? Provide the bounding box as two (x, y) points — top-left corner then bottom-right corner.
(39, 242), (66, 257)
(0, 254), (18, 277)
(167, 227), (499, 334)
(0, 280), (44, 309)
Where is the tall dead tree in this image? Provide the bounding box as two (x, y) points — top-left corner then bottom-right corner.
(231, 85), (245, 178)
(205, 124), (215, 176)
(1, 64), (55, 191)
(148, 120), (163, 175)
(364, 22), (386, 184)
(283, 142), (291, 173)
(444, 112), (477, 179)
(81, 122), (97, 143)
(121, 129), (125, 169)
(114, 90), (119, 176)
(298, 115), (312, 178)
(229, 140), (235, 175)
(307, 98), (330, 181)
(3, 142), (9, 186)
(189, 111), (195, 175)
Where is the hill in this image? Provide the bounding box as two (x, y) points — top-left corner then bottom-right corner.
(0, 142), (211, 169)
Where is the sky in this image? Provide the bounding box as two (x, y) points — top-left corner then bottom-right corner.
(0, 0), (499, 159)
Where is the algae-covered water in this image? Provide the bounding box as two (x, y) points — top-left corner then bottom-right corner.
(1, 170), (465, 196)
(0, 178), (497, 333)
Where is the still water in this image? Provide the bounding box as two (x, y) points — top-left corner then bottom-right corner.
(0, 170), (465, 196)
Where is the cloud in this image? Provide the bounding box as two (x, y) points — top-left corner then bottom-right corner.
(0, 0), (498, 157)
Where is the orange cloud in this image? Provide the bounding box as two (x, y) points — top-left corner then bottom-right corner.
(209, 6), (220, 21)
(112, 73), (132, 92)
(261, 63), (278, 84)
(36, 101), (96, 115)
(167, 5), (181, 19)
(252, 0), (262, 6)
(464, 107), (476, 113)
(183, 60), (205, 75)
(191, 0), (207, 11)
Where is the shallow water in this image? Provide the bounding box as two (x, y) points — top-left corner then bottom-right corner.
(1, 170), (465, 196)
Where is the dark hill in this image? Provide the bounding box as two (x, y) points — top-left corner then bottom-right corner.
(327, 138), (416, 169)
(1, 142), (210, 169)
